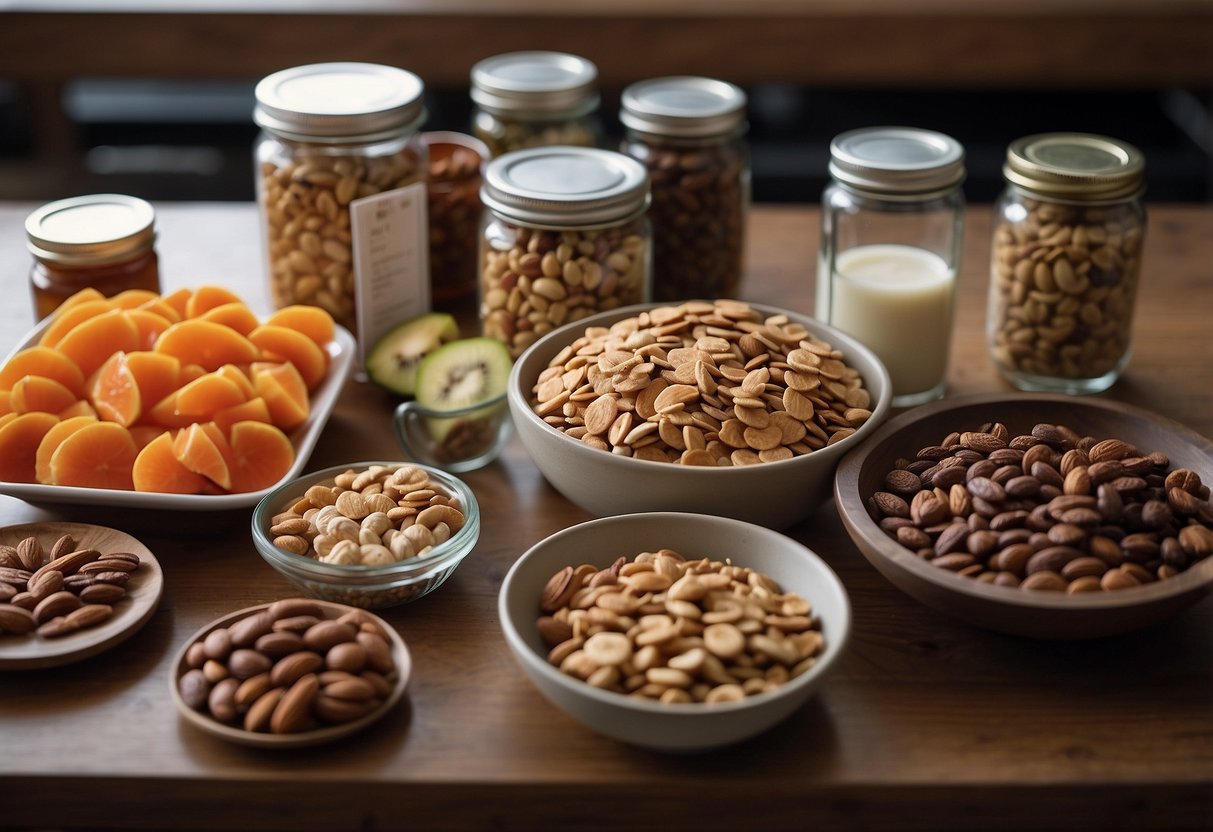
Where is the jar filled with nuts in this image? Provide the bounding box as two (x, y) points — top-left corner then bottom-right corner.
(470, 51), (601, 158)
(988, 133), (1146, 394)
(818, 127), (966, 408)
(479, 146), (652, 359)
(254, 62), (429, 346)
(620, 76), (750, 302)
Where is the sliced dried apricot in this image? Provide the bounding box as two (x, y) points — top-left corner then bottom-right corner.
(132, 430), (209, 494)
(125, 351), (181, 412)
(172, 421), (232, 491)
(200, 302), (261, 336)
(35, 414), (97, 483)
(56, 309), (140, 378)
(265, 305), (336, 348)
(227, 420), (295, 493)
(0, 411), (60, 483)
(249, 324), (329, 391)
(48, 421), (137, 490)
(251, 361), (310, 431)
(212, 396), (272, 433)
(154, 319), (260, 371)
(88, 351), (142, 426)
(10, 375), (79, 415)
(37, 299), (114, 348)
(0, 345), (85, 397)
(185, 285), (245, 319)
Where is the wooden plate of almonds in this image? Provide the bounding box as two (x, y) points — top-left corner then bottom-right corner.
(169, 598), (411, 748)
(834, 393), (1213, 638)
(0, 521), (164, 669)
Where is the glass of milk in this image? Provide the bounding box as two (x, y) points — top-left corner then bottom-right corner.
(818, 127), (965, 408)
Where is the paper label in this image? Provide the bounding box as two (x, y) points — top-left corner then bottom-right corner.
(350, 181), (430, 365)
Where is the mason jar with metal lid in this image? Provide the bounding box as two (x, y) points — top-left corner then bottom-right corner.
(254, 62), (428, 350)
(620, 76), (749, 302)
(819, 126), (965, 407)
(471, 51), (601, 158)
(479, 146), (651, 358)
(25, 194), (160, 320)
(988, 133), (1146, 394)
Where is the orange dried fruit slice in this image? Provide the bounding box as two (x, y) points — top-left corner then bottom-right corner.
(10, 375), (79, 415)
(124, 308), (174, 351)
(37, 299), (114, 348)
(0, 345), (85, 396)
(249, 324), (329, 391)
(136, 297), (182, 324)
(251, 361), (310, 431)
(48, 421), (137, 490)
(0, 411), (60, 483)
(34, 414), (98, 483)
(129, 424), (165, 450)
(153, 319), (260, 371)
(109, 289), (162, 309)
(264, 305), (336, 348)
(126, 351), (181, 411)
(87, 351), (142, 426)
(216, 364), (255, 399)
(0, 390), (10, 417)
(56, 309), (140, 378)
(172, 421), (232, 490)
(185, 285), (245, 319)
(57, 399), (98, 420)
(174, 372), (247, 419)
(160, 287), (193, 319)
(227, 420), (295, 493)
(57, 287), (107, 311)
(179, 363), (207, 385)
(132, 430), (209, 494)
(199, 302), (261, 336)
(212, 396), (272, 433)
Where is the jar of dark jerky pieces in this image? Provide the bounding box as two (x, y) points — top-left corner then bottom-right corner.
(620, 76), (749, 302)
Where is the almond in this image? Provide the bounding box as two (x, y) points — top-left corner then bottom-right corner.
(271, 673), (319, 734)
(33, 590), (82, 624)
(48, 534), (77, 561)
(270, 650), (324, 687)
(63, 603), (113, 630)
(15, 536), (43, 571)
(302, 620), (356, 653)
(0, 545), (22, 570)
(31, 548), (100, 584)
(0, 603), (36, 634)
(244, 687), (286, 733)
(322, 676), (377, 702)
(79, 583), (126, 604)
(314, 693), (378, 725)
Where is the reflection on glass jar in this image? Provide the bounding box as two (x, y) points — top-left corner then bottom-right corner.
(988, 133), (1146, 395)
(620, 76), (750, 302)
(479, 147), (651, 359)
(470, 51), (600, 158)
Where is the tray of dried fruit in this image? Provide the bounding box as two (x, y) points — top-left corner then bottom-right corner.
(0, 286), (353, 510)
(0, 522), (163, 669)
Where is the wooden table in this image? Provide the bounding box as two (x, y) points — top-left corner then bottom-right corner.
(0, 202), (1210, 831)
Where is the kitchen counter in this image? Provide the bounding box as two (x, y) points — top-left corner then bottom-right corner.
(0, 202), (1210, 831)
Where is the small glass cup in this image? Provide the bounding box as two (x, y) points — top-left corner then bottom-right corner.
(394, 392), (512, 473)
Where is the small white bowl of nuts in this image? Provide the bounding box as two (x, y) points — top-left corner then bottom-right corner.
(507, 299), (892, 530)
(498, 511), (851, 752)
(252, 461), (480, 610)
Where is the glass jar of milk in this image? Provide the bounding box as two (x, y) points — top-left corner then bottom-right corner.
(818, 127), (965, 407)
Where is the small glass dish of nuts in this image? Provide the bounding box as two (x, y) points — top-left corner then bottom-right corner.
(393, 391), (512, 474)
(252, 461), (480, 609)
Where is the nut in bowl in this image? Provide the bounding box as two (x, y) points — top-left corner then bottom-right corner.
(835, 393), (1213, 638)
(498, 512), (851, 752)
(252, 461), (480, 609)
(394, 392), (512, 473)
(507, 300), (891, 530)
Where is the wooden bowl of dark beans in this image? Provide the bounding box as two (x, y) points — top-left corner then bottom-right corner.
(834, 393), (1213, 638)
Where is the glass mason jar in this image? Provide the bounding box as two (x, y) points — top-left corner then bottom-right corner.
(988, 133), (1146, 394)
(254, 62), (428, 344)
(620, 76), (750, 302)
(479, 146), (651, 359)
(471, 51), (601, 158)
(25, 194), (160, 321)
(421, 131), (489, 322)
(818, 127), (966, 408)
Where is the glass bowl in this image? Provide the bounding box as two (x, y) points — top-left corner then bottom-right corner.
(252, 461), (480, 609)
(393, 392), (512, 473)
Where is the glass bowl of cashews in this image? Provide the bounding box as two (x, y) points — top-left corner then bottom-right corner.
(252, 461), (480, 609)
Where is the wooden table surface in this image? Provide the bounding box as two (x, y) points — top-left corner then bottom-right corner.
(0, 202), (1210, 831)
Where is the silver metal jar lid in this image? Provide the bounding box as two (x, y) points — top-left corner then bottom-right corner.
(254, 62), (426, 143)
(26, 194), (156, 266)
(829, 126), (965, 196)
(620, 76), (747, 139)
(1003, 132), (1145, 201)
(481, 147), (649, 228)
(470, 51), (599, 118)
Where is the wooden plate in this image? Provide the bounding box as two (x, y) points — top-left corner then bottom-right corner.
(170, 599), (411, 748)
(0, 521), (164, 669)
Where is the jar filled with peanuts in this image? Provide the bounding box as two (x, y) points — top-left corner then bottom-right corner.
(988, 133), (1146, 394)
(25, 194), (160, 320)
(254, 62), (429, 348)
(479, 146), (651, 359)
(620, 76), (749, 302)
(471, 51), (601, 158)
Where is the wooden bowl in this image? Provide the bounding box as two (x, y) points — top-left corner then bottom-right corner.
(834, 393), (1213, 638)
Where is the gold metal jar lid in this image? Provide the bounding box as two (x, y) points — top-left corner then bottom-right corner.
(1003, 133), (1145, 201)
(26, 194), (156, 266)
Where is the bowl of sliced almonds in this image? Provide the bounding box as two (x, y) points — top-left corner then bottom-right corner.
(507, 300), (891, 530)
(835, 393), (1213, 638)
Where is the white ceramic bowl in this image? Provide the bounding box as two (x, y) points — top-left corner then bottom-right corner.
(498, 512), (851, 752)
(507, 302), (891, 530)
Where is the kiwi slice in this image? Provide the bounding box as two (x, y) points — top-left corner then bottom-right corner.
(415, 337), (513, 410)
(365, 312), (459, 396)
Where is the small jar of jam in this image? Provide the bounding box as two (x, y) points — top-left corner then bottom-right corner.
(26, 194), (160, 320)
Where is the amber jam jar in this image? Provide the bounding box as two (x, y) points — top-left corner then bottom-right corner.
(26, 194), (160, 320)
